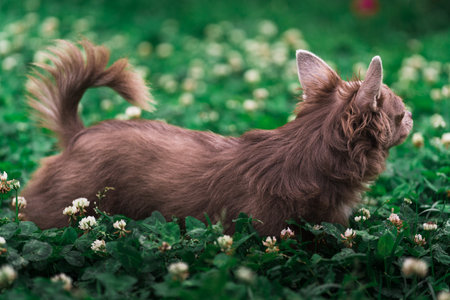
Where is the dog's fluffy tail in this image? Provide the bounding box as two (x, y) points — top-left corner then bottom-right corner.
(27, 40), (155, 148)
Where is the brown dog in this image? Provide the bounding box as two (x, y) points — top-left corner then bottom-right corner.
(23, 40), (412, 235)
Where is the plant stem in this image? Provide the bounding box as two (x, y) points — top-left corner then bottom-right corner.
(429, 233), (435, 278)
(15, 189), (19, 224)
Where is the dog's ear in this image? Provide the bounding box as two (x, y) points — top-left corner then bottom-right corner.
(355, 56), (383, 111)
(296, 50), (340, 99)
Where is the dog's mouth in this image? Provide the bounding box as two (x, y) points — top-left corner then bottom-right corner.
(388, 112), (413, 148)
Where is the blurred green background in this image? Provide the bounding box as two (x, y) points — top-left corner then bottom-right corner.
(0, 0), (449, 182)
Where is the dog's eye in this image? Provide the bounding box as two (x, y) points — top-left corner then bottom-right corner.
(395, 112), (405, 124)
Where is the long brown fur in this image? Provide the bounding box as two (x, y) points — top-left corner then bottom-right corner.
(23, 41), (413, 235)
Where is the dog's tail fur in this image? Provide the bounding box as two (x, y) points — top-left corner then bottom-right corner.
(27, 40), (155, 148)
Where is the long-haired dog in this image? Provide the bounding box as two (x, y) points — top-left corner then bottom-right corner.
(23, 40), (412, 235)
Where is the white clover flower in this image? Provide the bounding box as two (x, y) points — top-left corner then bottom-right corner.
(11, 196), (27, 209)
(341, 228), (356, 248)
(271, 47), (288, 65)
(402, 257), (428, 277)
(162, 79), (178, 93)
(188, 66), (205, 79)
(179, 93), (194, 106)
(137, 41), (152, 57)
(206, 42), (223, 57)
(262, 236), (279, 253)
(280, 227), (295, 239)
(113, 219), (130, 237)
(0, 237), (5, 246)
(430, 89), (442, 101)
(0, 40), (11, 55)
(2, 56), (18, 71)
(33, 50), (50, 63)
(205, 24), (223, 40)
(63, 206), (79, 216)
(404, 198), (413, 205)
(437, 291), (450, 300)
(353, 62), (367, 76)
(412, 132), (424, 148)
(282, 28), (303, 45)
(217, 235), (233, 253)
(0, 171), (7, 181)
(156, 43), (174, 58)
(312, 224), (323, 230)
(228, 53), (243, 71)
(113, 219), (127, 231)
(212, 64), (231, 77)
(225, 99), (239, 110)
(258, 20), (278, 37)
(182, 78), (197, 92)
(91, 239), (106, 253)
(343, 228), (356, 239)
(136, 66), (150, 80)
(100, 99), (113, 111)
(10, 180), (20, 190)
(72, 197), (90, 209)
(399, 66), (418, 82)
(388, 213), (403, 230)
(243, 99), (259, 112)
(388, 213), (400, 223)
(125, 106), (142, 119)
(405, 55), (426, 69)
(229, 29), (246, 44)
(423, 66), (439, 83)
(253, 88), (269, 100)
(414, 234), (426, 246)
(0, 265), (17, 288)
(442, 85), (450, 98)
(359, 208), (371, 219)
(431, 137), (442, 148)
(244, 69), (261, 84)
(79, 216), (97, 231)
(441, 133), (450, 148)
(354, 216), (362, 222)
(431, 114), (446, 129)
(388, 214), (399, 222)
(208, 111), (219, 122)
(168, 262), (189, 281)
(263, 236), (277, 248)
(423, 222), (437, 231)
(235, 266), (255, 284)
(40, 16), (59, 36)
(158, 241), (171, 253)
(51, 273), (73, 291)
(73, 18), (90, 32)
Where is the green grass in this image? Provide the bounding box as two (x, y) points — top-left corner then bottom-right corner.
(0, 0), (449, 299)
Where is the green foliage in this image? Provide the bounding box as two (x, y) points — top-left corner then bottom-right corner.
(0, 0), (449, 299)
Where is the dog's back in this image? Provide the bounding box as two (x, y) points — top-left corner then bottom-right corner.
(23, 117), (243, 229)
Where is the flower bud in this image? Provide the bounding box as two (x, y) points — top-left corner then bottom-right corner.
(51, 273), (72, 291)
(402, 258), (428, 277)
(423, 222), (437, 231)
(168, 262), (189, 281)
(412, 132), (424, 148)
(280, 227), (295, 239)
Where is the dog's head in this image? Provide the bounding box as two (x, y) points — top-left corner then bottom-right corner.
(295, 50), (413, 152)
